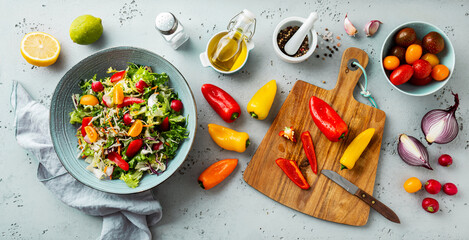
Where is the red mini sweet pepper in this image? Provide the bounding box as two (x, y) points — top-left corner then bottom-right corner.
(110, 70), (126, 83)
(107, 152), (129, 171)
(117, 97), (145, 108)
(301, 131), (318, 174)
(81, 116), (93, 137)
(309, 96), (348, 142)
(201, 84), (241, 123)
(275, 158), (310, 190)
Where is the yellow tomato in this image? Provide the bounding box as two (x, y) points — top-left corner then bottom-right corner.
(383, 56), (400, 70)
(84, 126), (98, 143)
(405, 44), (422, 64)
(128, 119), (143, 137)
(421, 53), (439, 68)
(403, 177), (422, 193)
(113, 84), (124, 105)
(80, 95), (99, 106)
(431, 64), (450, 81)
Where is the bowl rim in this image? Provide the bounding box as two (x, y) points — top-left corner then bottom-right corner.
(272, 16), (318, 63)
(49, 46), (197, 194)
(380, 21), (455, 96)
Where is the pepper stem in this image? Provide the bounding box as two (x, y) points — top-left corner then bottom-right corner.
(340, 164), (347, 170)
(198, 181), (205, 189)
(250, 112), (258, 119)
(246, 139), (251, 148)
(231, 112), (239, 120)
(339, 133), (346, 140)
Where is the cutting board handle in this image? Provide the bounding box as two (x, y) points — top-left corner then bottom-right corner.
(332, 47), (369, 99)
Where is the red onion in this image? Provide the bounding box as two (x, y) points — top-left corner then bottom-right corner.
(397, 134), (432, 170)
(421, 93), (459, 144)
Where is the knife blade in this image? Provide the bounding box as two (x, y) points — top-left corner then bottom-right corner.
(321, 169), (400, 224)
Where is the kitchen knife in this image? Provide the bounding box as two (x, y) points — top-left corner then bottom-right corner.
(321, 169), (400, 224)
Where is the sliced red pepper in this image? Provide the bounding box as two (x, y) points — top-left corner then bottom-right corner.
(110, 70), (126, 83)
(279, 126), (297, 142)
(117, 97), (145, 108)
(108, 152), (129, 171)
(275, 158), (310, 190)
(309, 96), (348, 142)
(81, 116), (93, 137)
(201, 84), (241, 123)
(125, 139), (143, 158)
(301, 131), (318, 174)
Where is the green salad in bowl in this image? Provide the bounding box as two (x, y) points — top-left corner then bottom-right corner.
(69, 63), (188, 188)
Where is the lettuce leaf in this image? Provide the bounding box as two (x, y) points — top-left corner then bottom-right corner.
(119, 170), (143, 188)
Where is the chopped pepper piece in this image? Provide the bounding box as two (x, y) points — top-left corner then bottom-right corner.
(276, 158), (310, 190)
(279, 126), (297, 142)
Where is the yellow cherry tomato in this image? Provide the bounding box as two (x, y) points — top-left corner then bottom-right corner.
(84, 126), (98, 143)
(128, 119), (143, 137)
(403, 177), (422, 193)
(421, 53), (439, 68)
(80, 95), (99, 106)
(405, 44), (422, 64)
(431, 64), (450, 81)
(113, 84), (124, 105)
(383, 56), (400, 70)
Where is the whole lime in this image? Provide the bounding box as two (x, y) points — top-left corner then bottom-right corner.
(70, 15), (103, 45)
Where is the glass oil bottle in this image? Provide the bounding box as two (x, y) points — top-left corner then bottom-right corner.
(208, 9), (256, 72)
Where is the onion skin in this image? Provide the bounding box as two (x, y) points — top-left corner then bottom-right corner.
(397, 134), (432, 170)
(421, 93), (459, 144)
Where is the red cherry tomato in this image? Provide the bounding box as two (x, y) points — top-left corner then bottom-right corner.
(170, 99), (183, 112)
(125, 139), (143, 158)
(389, 64), (414, 85)
(412, 59), (432, 79)
(91, 82), (104, 92)
(110, 71), (126, 83)
(422, 198), (439, 213)
(135, 80), (149, 93)
(81, 117), (93, 137)
(160, 116), (170, 131)
(425, 179), (441, 194)
(107, 152), (129, 171)
(409, 75), (432, 86)
(123, 113), (133, 126)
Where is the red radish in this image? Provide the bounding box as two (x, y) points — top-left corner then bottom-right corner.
(160, 117), (170, 131)
(123, 113), (133, 126)
(425, 179), (441, 194)
(171, 99), (183, 112)
(412, 59), (432, 79)
(152, 142), (164, 151)
(92, 82), (104, 92)
(442, 183), (458, 195)
(125, 139), (143, 158)
(438, 154), (453, 167)
(102, 95), (113, 107)
(422, 198), (439, 213)
(135, 80), (148, 93)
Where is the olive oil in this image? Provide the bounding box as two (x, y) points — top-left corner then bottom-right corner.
(208, 10), (256, 72)
(209, 31), (244, 71)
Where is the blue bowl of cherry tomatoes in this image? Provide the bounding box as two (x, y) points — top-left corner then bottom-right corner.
(381, 21), (455, 96)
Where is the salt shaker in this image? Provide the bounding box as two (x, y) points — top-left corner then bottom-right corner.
(155, 12), (189, 49)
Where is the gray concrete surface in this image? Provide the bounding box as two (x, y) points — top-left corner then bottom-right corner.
(1, 0), (468, 239)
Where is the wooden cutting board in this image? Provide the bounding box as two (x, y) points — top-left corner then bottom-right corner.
(243, 47), (386, 226)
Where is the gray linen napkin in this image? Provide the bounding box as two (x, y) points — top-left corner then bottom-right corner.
(11, 81), (162, 240)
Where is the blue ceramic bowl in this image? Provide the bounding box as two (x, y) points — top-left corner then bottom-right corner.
(50, 47), (197, 194)
(381, 21), (455, 96)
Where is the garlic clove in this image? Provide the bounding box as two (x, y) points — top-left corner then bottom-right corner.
(364, 20), (382, 37)
(344, 14), (358, 36)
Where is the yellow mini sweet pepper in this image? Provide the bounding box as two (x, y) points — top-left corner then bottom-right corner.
(208, 124), (250, 153)
(340, 128), (375, 170)
(246, 80), (277, 120)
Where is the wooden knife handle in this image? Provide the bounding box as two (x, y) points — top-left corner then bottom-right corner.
(354, 189), (400, 223)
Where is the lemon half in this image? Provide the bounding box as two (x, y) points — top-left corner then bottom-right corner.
(20, 32), (61, 67)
